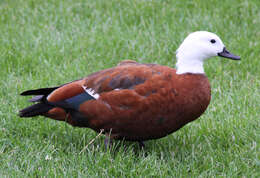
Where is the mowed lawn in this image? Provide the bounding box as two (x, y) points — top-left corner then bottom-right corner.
(0, 0), (259, 177)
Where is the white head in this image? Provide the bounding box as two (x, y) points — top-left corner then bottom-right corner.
(176, 31), (240, 74)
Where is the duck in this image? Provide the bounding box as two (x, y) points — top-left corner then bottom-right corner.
(19, 31), (240, 148)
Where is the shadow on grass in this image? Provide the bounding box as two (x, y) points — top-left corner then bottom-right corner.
(12, 117), (200, 161)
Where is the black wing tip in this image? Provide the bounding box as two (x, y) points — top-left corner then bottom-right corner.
(20, 87), (59, 96)
(20, 89), (43, 96)
(20, 90), (31, 96)
(20, 89), (41, 96)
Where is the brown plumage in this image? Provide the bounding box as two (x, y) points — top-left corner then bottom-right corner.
(19, 31), (240, 147)
(20, 61), (210, 141)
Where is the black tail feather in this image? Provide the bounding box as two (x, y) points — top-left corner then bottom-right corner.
(19, 103), (53, 117)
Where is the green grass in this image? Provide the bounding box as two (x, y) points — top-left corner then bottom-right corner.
(0, 0), (259, 177)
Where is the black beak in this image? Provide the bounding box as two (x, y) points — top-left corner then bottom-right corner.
(218, 47), (241, 60)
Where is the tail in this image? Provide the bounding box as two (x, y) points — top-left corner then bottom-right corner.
(19, 103), (54, 117)
(19, 87), (58, 117)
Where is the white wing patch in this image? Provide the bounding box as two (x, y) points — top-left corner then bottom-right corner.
(82, 86), (100, 99)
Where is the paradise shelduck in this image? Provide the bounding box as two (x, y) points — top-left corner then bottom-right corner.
(19, 31), (240, 148)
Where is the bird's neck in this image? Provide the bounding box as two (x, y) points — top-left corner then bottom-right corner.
(176, 57), (205, 75)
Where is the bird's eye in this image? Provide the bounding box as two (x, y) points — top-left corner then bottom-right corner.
(210, 39), (216, 44)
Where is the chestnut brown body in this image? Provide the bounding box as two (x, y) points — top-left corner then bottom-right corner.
(20, 60), (211, 141)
